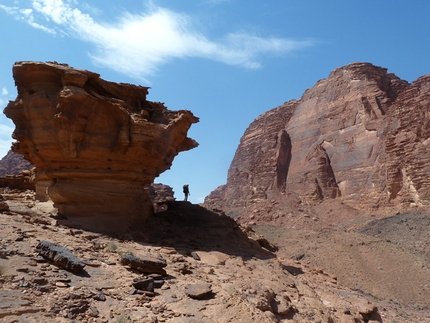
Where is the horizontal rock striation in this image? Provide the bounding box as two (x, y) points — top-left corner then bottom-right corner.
(205, 62), (430, 214)
(4, 61), (198, 232)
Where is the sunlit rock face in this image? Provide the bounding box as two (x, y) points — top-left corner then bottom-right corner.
(4, 61), (198, 232)
(205, 62), (430, 214)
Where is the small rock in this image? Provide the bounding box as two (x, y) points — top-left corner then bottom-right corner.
(271, 295), (292, 315)
(190, 251), (200, 261)
(33, 256), (47, 263)
(55, 281), (69, 288)
(94, 293), (106, 301)
(88, 306), (99, 317)
(28, 259), (38, 266)
(154, 280), (165, 289)
(132, 277), (154, 292)
(120, 254), (167, 275)
(83, 259), (101, 267)
(185, 283), (213, 300)
(32, 277), (48, 285)
(16, 267), (29, 273)
(0, 201), (9, 212)
(129, 288), (137, 295)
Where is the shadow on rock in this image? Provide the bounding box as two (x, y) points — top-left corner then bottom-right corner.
(137, 201), (275, 260)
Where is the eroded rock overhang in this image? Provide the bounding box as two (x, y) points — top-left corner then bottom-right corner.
(3, 61), (199, 232)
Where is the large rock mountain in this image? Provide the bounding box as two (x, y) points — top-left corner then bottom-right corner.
(0, 150), (33, 177)
(205, 62), (430, 215)
(4, 61), (198, 233)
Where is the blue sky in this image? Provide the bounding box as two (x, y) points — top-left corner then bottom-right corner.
(1, 1), (430, 203)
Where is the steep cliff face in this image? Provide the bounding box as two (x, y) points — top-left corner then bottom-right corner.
(205, 62), (430, 215)
(4, 61), (198, 232)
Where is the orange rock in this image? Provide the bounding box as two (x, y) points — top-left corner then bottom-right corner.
(4, 61), (198, 233)
(205, 62), (430, 214)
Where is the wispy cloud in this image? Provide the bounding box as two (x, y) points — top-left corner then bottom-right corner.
(1, 0), (315, 81)
(1, 87), (8, 96)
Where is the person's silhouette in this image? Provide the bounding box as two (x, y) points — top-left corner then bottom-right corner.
(183, 184), (190, 201)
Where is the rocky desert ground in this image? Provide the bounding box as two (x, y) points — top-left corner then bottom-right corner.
(0, 188), (429, 323)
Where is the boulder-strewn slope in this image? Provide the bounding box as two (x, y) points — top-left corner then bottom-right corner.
(205, 62), (430, 214)
(0, 191), (426, 322)
(4, 61), (198, 233)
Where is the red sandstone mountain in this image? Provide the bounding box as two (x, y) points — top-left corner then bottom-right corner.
(0, 150), (33, 177)
(204, 62), (430, 215)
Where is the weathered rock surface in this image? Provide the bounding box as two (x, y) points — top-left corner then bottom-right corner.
(205, 62), (430, 214)
(185, 283), (213, 299)
(120, 253), (167, 275)
(144, 183), (175, 203)
(0, 169), (35, 191)
(4, 61), (198, 232)
(35, 240), (85, 273)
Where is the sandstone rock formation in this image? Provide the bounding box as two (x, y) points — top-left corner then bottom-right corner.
(205, 62), (430, 215)
(144, 183), (175, 203)
(4, 61), (198, 232)
(0, 169), (35, 191)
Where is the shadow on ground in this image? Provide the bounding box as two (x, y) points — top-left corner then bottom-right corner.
(137, 201), (275, 260)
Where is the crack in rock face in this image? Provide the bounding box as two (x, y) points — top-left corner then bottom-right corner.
(4, 61), (199, 233)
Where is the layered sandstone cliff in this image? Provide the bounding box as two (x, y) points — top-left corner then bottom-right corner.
(4, 61), (198, 232)
(205, 62), (430, 214)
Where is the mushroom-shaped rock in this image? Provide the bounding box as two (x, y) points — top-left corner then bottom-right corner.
(4, 61), (199, 233)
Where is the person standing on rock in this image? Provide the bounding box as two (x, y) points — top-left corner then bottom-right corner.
(183, 184), (190, 201)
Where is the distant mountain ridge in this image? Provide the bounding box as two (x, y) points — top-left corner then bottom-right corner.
(0, 150), (33, 177)
(204, 62), (430, 215)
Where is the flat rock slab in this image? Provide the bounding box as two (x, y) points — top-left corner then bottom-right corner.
(36, 240), (85, 273)
(0, 290), (40, 319)
(185, 283), (213, 300)
(5, 201), (38, 216)
(120, 254), (167, 275)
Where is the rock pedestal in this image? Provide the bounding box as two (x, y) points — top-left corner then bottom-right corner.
(4, 61), (198, 233)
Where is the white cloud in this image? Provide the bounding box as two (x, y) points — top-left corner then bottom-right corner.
(1, 0), (315, 81)
(1, 87), (8, 95)
(0, 4), (56, 34)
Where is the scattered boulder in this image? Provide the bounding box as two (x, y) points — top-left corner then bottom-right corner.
(35, 240), (86, 273)
(184, 283), (213, 299)
(270, 294), (293, 316)
(0, 201), (9, 212)
(132, 277), (155, 292)
(120, 253), (167, 275)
